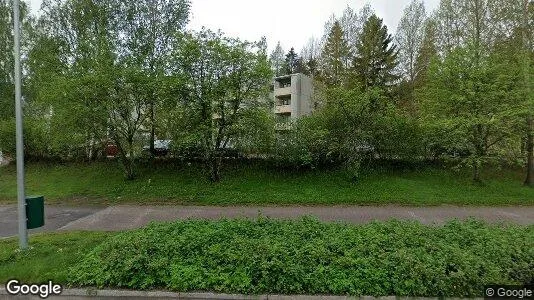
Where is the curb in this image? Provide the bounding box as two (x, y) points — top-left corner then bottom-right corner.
(0, 288), (483, 299)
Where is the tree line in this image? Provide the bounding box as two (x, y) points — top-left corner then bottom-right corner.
(0, 0), (532, 185)
(269, 0), (533, 186)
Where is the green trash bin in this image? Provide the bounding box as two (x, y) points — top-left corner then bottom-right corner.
(26, 195), (45, 229)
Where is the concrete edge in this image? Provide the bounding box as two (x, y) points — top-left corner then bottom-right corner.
(0, 288), (485, 299)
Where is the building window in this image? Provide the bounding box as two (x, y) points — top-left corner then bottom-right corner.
(276, 78), (291, 88)
(277, 95), (291, 106)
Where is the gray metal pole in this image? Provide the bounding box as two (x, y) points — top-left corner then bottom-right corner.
(13, 0), (28, 249)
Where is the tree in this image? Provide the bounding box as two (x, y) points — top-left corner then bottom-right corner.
(34, 0), (116, 160)
(413, 18), (438, 88)
(320, 20), (350, 87)
(106, 67), (152, 180)
(270, 41), (285, 76)
(351, 14), (399, 91)
(339, 6), (358, 49)
(324, 4), (373, 54)
(107, 0), (191, 157)
(300, 37), (321, 77)
(284, 47), (304, 74)
(171, 30), (272, 182)
(421, 45), (521, 183)
(0, 0), (33, 155)
(429, 0), (533, 184)
(321, 86), (399, 181)
(396, 0), (426, 91)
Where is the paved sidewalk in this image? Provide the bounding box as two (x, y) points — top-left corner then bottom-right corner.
(1, 204), (533, 238)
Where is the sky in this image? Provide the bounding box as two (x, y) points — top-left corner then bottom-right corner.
(26, 0), (441, 53)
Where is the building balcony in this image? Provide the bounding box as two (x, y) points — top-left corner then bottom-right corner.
(274, 86), (291, 97)
(274, 105), (291, 114)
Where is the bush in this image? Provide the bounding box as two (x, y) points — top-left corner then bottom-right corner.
(69, 218), (533, 296)
(0, 117), (53, 160)
(0, 119), (16, 154)
(273, 115), (334, 170)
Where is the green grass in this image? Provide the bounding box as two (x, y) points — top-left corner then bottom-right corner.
(0, 160), (532, 205)
(0, 232), (113, 283)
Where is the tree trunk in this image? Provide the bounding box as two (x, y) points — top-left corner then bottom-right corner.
(124, 141), (136, 180)
(123, 158), (135, 180)
(473, 160), (482, 183)
(209, 155), (222, 182)
(525, 115), (533, 187)
(149, 103), (155, 157)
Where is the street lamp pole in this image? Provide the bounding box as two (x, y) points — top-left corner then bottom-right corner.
(13, 0), (28, 249)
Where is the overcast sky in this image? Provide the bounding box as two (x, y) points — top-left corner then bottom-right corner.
(26, 0), (440, 53)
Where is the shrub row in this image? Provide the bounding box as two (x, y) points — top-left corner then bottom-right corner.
(69, 218), (534, 297)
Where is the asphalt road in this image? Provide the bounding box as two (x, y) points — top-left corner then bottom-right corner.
(0, 205), (103, 238)
(1, 204), (533, 238)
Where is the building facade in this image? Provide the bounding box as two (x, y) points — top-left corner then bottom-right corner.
(273, 73), (313, 130)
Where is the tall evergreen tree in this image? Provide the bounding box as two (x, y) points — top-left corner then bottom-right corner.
(284, 47), (303, 74)
(414, 18), (438, 88)
(270, 41), (285, 76)
(351, 14), (399, 90)
(321, 20), (350, 86)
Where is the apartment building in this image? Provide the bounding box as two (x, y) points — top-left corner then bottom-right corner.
(273, 73), (313, 130)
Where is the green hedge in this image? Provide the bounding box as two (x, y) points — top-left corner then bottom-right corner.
(69, 218), (533, 297)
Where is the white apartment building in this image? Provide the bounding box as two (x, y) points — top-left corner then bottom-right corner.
(273, 73), (313, 130)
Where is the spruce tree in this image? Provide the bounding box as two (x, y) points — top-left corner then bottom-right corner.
(414, 19), (438, 88)
(270, 42), (285, 76)
(321, 20), (351, 87)
(351, 14), (399, 90)
(284, 47), (303, 74)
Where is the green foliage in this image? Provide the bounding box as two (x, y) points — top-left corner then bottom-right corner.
(69, 218), (533, 296)
(283, 47), (304, 75)
(0, 0), (33, 121)
(319, 86), (425, 179)
(170, 29), (273, 181)
(0, 115), (58, 160)
(372, 113), (426, 160)
(232, 108), (276, 155)
(420, 45), (523, 181)
(273, 115), (332, 169)
(269, 41), (286, 76)
(396, 0), (426, 85)
(321, 20), (351, 86)
(351, 14), (399, 90)
(0, 119), (15, 153)
(413, 19), (438, 89)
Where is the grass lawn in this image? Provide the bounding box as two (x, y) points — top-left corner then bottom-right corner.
(0, 160), (532, 205)
(0, 232), (113, 283)
(1, 219), (532, 297)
